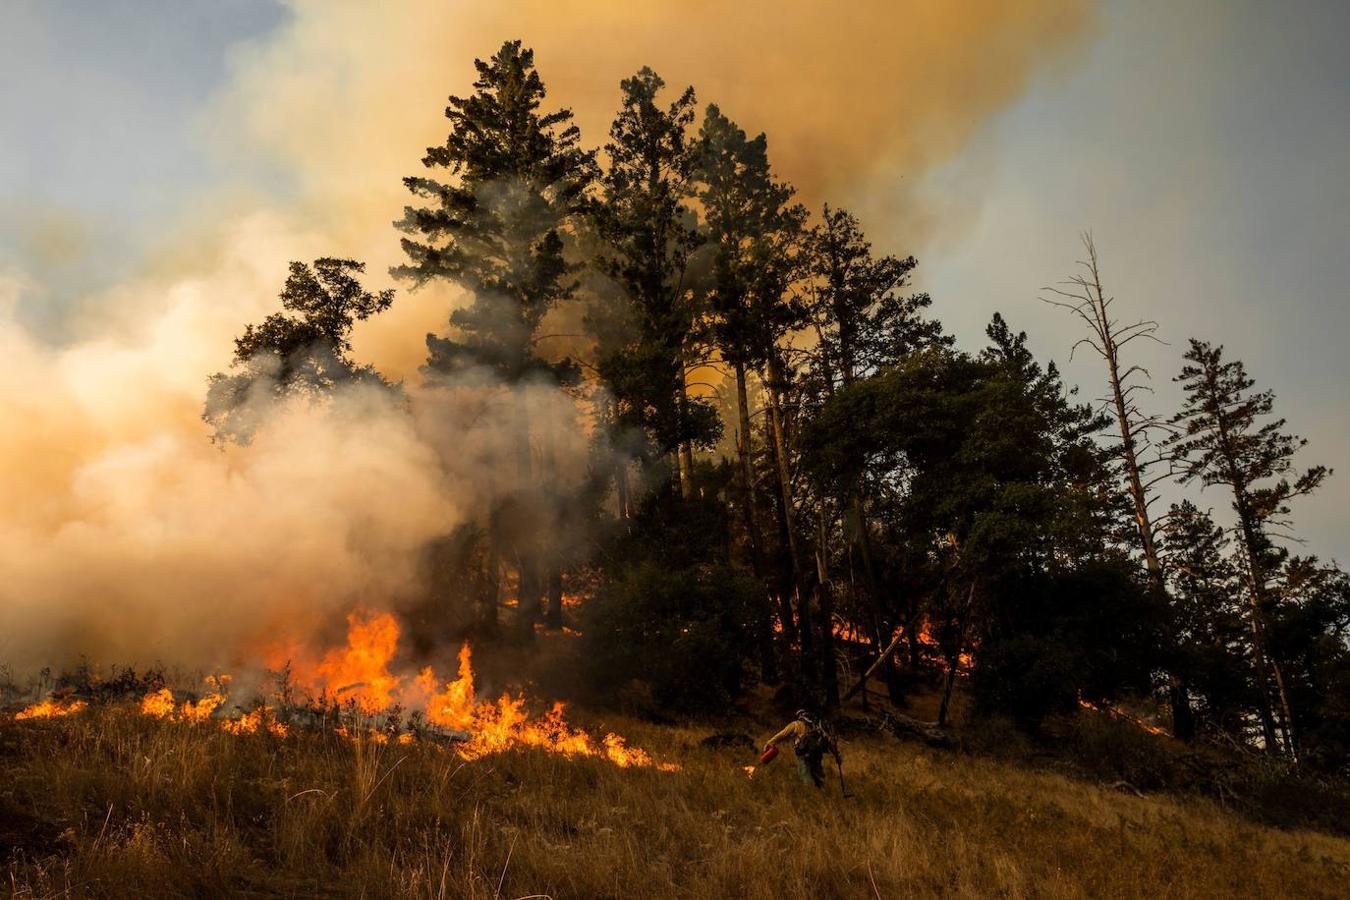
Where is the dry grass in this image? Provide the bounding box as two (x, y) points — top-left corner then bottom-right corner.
(2, 705), (1348, 899)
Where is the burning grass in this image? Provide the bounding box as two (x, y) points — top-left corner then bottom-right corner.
(8, 610), (676, 775)
(3, 701), (1349, 898)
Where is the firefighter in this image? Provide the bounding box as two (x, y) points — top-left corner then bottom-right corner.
(764, 710), (841, 789)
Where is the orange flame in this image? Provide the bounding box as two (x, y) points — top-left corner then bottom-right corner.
(1078, 698), (1168, 737)
(140, 675), (229, 723)
(15, 698), (87, 720)
(272, 609), (677, 770)
(313, 611), (402, 712)
(413, 640), (676, 769)
(34, 609), (673, 771)
(221, 707), (290, 738)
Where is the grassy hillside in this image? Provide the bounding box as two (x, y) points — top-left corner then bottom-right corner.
(3, 701), (1348, 899)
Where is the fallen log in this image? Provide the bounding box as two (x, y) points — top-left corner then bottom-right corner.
(841, 628), (907, 704)
(874, 711), (952, 749)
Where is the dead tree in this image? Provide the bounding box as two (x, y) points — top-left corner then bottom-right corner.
(1042, 233), (1193, 739)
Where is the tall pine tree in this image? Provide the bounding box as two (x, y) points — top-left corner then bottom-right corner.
(1167, 339), (1330, 757)
(695, 104), (807, 679)
(395, 40), (595, 638)
(591, 68), (717, 498)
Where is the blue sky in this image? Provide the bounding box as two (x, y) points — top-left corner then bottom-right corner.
(0, 0), (284, 331)
(2, 0), (1346, 561)
(922, 1), (1350, 562)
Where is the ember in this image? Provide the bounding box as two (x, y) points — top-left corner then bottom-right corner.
(1078, 698), (1168, 737)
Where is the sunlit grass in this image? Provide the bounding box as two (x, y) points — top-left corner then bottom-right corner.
(2, 705), (1348, 898)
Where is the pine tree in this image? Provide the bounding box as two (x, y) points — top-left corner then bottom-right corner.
(204, 258), (393, 444)
(396, 39), (593, 384)
(805, 206), (942, 388)
(695, 104), (807, 681)
(800, 206), (945, 703)
(591, 67), (717, 497)
(1167, 339), (1331, 757)
(1162, 501), (1252, 738)
(394, 40), (595, 638)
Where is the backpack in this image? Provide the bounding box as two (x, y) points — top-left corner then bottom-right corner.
(794, 722), (830, 758)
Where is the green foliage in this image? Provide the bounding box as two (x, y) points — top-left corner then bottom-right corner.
(589, 67), (719, 459)
(1167, 339), (1339, 760)
(581, 489), (762, 713)
(395, 39), (593, 384)
(975, 561), (1163, 727)
(1169, 340), (1329, 526)
(803, 205), (945, 389)
(1163, 501), (1257, 736)
(695, 104), (808, 370)
(187, 43), (1350, 781)
(1271, 556), (1350, 773)
(203, 257), (393, 443)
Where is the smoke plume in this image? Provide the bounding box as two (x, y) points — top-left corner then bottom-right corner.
(0, 0), (1095, 671)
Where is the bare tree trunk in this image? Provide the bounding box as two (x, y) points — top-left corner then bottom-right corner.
(937, 664), (958, 727)
(766, 352), (813, 685)
(1233, 502), (1298, 759)
(478, 541), (500, 638)
(734, 360), (767, 576)
(816, 510), (839, 709)
(762, 411), (798, 645)
(677, 443), (695, 499)
(545, 567), (564, 630)
(733, 359), (777, 682)
(609, 398), (631, 520)
(677, 368), (695, 499)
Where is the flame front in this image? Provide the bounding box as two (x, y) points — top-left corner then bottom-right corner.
(412, 633), (676, 769)
(313, 612), (402, 712)
(15, 698), (87, 720)
(115, 609), (676, 771)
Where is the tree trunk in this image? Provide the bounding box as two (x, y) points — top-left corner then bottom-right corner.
(678, 442), (695, 500)
(734, 360), (768, 578)
(677, 367), (695, 499)
(1168, 674), (1196, 742)
(1058, 241), (1196, 739)
(762, 411), (798, 645)
(478, 540), (500, 638)
(816, 510), (839, 709)
(513, 392), (540, 643)
(766, 352), (813, 684)
(1236, 515), (1298, 758)
(610, 398), (631, 520)
(1216, 407), (1299, 760)
(545, 565), (564, 630)
(841, 627), (906, 703)
(733, 359), (777, 683)
(937, 664), (958, 727)
(1095, 270), (1191, 740)
(515, 558), (541, 641)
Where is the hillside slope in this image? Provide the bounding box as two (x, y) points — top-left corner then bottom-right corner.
(3, 704), (1348, 898)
